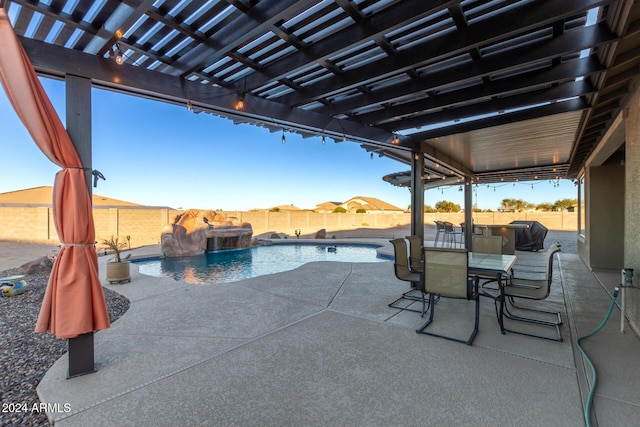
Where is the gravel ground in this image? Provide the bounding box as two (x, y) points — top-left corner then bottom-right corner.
(0, 269), (129, 427)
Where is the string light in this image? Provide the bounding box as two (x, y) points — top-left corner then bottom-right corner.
(114, 43), (125, 65)
(431, 179), (561, 194)
(234, 94), (245, 110)
(281, 129), (286, 144)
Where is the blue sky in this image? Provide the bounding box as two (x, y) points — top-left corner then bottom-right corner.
(1, 77), (577, 211)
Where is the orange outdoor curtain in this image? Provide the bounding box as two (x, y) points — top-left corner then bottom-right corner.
(0, 8), (110, 338)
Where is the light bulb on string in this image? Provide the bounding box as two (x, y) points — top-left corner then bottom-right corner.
(234, 94), (245, 110)
(114, 43), (125, 65)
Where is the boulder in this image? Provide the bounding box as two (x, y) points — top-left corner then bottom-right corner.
(20, 256), (53, 275)
(161, 209), (253, 257)
(315, 228), (327, 239)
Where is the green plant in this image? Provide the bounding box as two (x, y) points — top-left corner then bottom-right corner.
(435, 200), (461, 212)
(101, 235), (127, 263)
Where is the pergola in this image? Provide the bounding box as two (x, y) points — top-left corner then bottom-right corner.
(3, 0), (640, 374)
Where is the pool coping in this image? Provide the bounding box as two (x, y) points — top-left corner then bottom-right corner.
(125, 238), (395, 264)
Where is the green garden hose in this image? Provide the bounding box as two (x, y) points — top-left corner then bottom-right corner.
(576, 287), (620, 427)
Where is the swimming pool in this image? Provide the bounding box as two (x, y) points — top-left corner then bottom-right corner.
(134, 243), (388, 285)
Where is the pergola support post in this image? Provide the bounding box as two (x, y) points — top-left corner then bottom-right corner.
(464, 177), (473, 250)
(410, 151), (425, 240)
(65, 74), (96, 378)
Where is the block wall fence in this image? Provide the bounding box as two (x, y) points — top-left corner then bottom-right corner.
(0, 206), (577, 248)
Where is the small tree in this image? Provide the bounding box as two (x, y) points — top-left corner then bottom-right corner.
(553, 198), (577, 211)
(435, 200), (460, 212)
(333, 206), (347, 213)
(501, 198), (534, 212)
(356, 208), (366, 213)
(536, 202), (554, 211)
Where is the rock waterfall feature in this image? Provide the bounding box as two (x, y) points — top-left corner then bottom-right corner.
(161, 209), (253, 257)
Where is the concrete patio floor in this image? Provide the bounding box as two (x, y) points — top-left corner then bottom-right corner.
(35, 236), (640, 426)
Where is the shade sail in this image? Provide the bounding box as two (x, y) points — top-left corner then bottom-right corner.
(0, 7), (110, 338)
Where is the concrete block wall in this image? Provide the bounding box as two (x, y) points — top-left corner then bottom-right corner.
(0, 206), (576, 245)
(93, 208), (177, 249)
(0, 207), (52, 241)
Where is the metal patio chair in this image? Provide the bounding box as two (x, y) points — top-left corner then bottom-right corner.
(472, 234), (505, 294)
(500, 243), (563, 341)
(472, 234), (503, 255)
(388, 238), (425, 314)
(416, 247), (480, 345)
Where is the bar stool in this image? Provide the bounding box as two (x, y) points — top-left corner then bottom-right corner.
(434, 220), (446, 247)
(443, 221), (463, 247)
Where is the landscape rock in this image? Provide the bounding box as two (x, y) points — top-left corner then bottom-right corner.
(19, 257), (53, 275)
(315, 228), (327, 239)
(161, 209), (253, 257)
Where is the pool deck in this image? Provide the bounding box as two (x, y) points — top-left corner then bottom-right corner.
(21, 235), (640, 426)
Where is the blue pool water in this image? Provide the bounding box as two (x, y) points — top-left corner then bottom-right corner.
(134, 244), (387, 285)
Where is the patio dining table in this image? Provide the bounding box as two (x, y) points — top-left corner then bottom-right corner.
(468, 252), (517, 278)
(412, 250), (517, 279)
